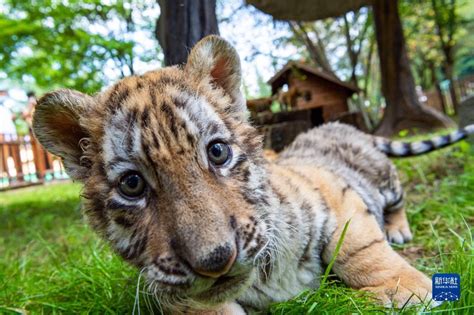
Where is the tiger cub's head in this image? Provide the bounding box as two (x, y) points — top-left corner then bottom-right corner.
(32, 36), (274, 309)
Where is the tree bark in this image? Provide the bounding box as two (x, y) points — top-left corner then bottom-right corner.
(372, 0), (454, 136)
(444, 62), (459, 113)
(431, 0), (459, 113)
(429, 60), (448, 114)
(363, 32), (375, 96)
(342, 11), (370, 88)
(156, 0), (219, 66)
(342, 14), (358, 87)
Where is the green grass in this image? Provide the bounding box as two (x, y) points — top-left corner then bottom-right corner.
(0, 184), (140, 314)
(1, 142), (473, 314)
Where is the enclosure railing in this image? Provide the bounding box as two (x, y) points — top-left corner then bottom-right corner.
(0, 133), (67, 190)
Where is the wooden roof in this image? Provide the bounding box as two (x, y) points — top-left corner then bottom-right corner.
(247, 0), (371, 22)
(268, 61), (359, 94)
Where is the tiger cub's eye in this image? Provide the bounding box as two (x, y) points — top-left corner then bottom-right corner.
(207, 142), (232, 166)
(119, 172), (146, 198)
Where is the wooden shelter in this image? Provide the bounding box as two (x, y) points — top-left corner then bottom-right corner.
(268, 61), (358, 124)
(247, 61), (366, 152)
(246, 61), (364, 151)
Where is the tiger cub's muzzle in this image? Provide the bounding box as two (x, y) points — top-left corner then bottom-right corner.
(190, 242), (237, 278)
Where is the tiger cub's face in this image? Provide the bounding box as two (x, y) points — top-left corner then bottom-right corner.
(33, 36), (272, 307)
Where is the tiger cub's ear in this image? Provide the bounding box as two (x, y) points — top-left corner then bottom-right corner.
(32, 89), (93, 181)
(185, 35), (246, 118)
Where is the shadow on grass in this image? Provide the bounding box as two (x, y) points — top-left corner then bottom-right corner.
(0, 183), (156, 314)
(0, 183), (83, 246)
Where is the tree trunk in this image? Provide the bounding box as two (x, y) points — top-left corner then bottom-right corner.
(444, 62), (459, 114)
(431, 0), (459, 114)
(428, 60), (448, 114)
(342, 14), (359, 87)
(156, 0), (219, 66)
(372, 0), (454, 136)
(363, 33), (375, 96)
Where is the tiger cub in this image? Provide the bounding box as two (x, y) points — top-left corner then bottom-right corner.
(32, 35), (473, 314)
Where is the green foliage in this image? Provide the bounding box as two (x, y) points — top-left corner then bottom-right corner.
(255, 70), (271, 98)
(455, 0), (474, 77)
(243, 69), (272, 99)
(401, 0), (473, 88)
(0, 0), (159, 94)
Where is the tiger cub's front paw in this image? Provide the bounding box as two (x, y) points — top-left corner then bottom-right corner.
(385, 221), (413, 244)
(384, 209), (413, 244)
(362, 269), (432, 308)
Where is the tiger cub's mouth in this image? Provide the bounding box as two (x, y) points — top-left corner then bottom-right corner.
(148, 264), (255, 305)
(194, 270), (255, 303)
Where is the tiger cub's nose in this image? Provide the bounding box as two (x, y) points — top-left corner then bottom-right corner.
(193, 243), (237, 278)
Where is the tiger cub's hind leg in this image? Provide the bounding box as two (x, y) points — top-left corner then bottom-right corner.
(322, 187), (432, 307)
(384, 207), (413, 244)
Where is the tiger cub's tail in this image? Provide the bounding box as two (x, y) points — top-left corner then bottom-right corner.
(374, 125), (474, 157)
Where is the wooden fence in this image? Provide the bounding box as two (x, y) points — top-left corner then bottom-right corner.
(0, 133), (67, 190)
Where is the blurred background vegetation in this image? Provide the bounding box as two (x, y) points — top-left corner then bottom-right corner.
(0, 0), (472, 120)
